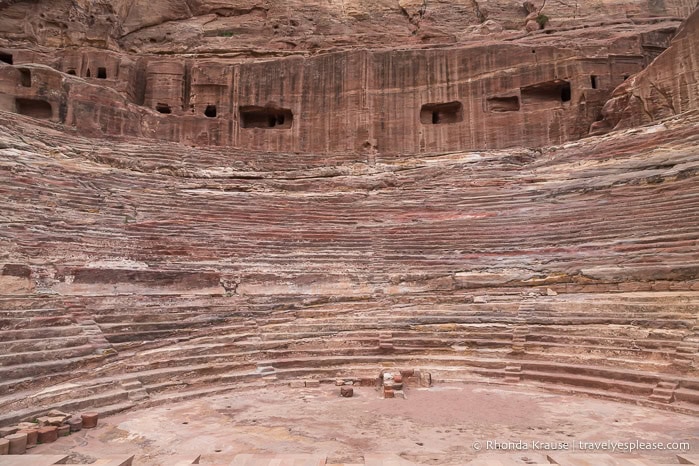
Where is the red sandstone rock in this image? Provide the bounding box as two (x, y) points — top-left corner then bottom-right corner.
(6, 432), (27, 454)
(0, 426), (17, 437)
(340, 387), (353, 398)
(0, 438), (8, 455)
(593, 7), (699, 134)
(81, 412), (99, 429)
(18, 429), (37, 448)
(57, 424), (70, 437)
(384, 388), (395, 399)
(37, 426), (58, 444)
(68, 417), (82, 432)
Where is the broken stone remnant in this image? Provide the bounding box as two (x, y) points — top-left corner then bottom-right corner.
(37, 426), (58, 444)
(81, 412), (99, 429)
(6, 432), (27, 454)
(18, 429), (38, 448)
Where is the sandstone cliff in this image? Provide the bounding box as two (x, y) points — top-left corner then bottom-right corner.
(1, 0), (697, 54)
(592, 5), (699, 133)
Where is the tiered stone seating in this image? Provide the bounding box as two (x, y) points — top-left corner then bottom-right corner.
(1, 109), (699, 421)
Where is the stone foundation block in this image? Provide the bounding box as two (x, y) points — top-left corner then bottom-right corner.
(68, 417), (83, 432)
(340, 387), (354, 398)
(305, 380), (320, 388)
(0, 427), (18, 437)
(81, 412), (99, 429)
(57, 425), (70, 437)
(6, 432), (27, 454)
(383, 388), (395, 398)
(0, 438), (9, 455)
(18, 429), (38, 448)
(37, 426), (58, 444)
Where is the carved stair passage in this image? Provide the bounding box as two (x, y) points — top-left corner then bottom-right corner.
(649, 379), (679, 403)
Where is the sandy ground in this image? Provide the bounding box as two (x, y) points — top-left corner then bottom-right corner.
(31, 383), (699, 465)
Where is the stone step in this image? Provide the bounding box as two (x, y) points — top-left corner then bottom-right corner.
(0, 388), (130, 426)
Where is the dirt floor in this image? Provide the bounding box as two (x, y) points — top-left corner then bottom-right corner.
(31, 383), (699, 465)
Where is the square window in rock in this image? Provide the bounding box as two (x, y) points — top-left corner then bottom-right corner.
(590, 75), (599, 89)
(97, 67), (107, 79)
(15, 98), (52, 119)
(420, 101), (463, 125)
(204, 105), (217, 118)
(18, 68), (31, 87)
(0, 52), (12, 65)
(486, 96), (520, 112)
(156, 103), (172, 114)
(67, 69), (77, 75)
(240, 106), (293, 129)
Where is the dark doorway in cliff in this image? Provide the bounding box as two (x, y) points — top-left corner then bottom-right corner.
(520, 80), (571, 105)
(487, 96), (520, 112)
(18, 68), (31, 87)
(86, 68), (91, 78)
(420, 101), (463, 125)
(204, 105), (217, 118)
(67, 69), (76, 75)
(590, 75), (599, 89)
(97, 67), (107, 79)
(240, 106), (293, 129)
(156, 103), (172, 114)
(15, 98), (52, 119)
(0, 52), (12, 65)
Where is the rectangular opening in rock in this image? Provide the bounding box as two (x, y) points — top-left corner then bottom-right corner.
(0, 52), (12, 64)
(19, 68), (31, 87)
(15, 98), (52, 119)
(420, 101), (463, 125)
(240, 106), (293, 129)
(486, 96), (520, 112)
(520, 80), (572, 105)
(156, 103), (172, 114)
(590, 75), (599, 89)
(67, 69), (76, 75)
(97, 67), (107, 79)
(205, 105), (217, 118)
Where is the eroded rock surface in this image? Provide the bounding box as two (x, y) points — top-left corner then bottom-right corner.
(0, 0), (699, 441)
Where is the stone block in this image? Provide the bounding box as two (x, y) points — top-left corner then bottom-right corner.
(57, 424), (71, 437)
(419, 371), (432, 387)
(81, 412), (99, 429)
(393, 374), (403, 383)
(289, 380), (305, 388)
(0, 438), (9, 455)
(18, 429), (38, 448)
(383, 388), (395, 398)
(335, 379), (345, 386)
(399, 369), (414, 377)
(305, 380), (320, 388)
(37, 426), (58, 444)
(68, 417), (83, 432)
(359, 377), (377, 387)
(340, 387), (353, 397)
(6, 432), (27, 454)
(0, 426), (18, 438)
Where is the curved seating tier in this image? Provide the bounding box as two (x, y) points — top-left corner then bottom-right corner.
(0, 111), (698, 424)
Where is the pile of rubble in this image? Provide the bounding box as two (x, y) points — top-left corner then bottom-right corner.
(0, 409), (99, 455)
